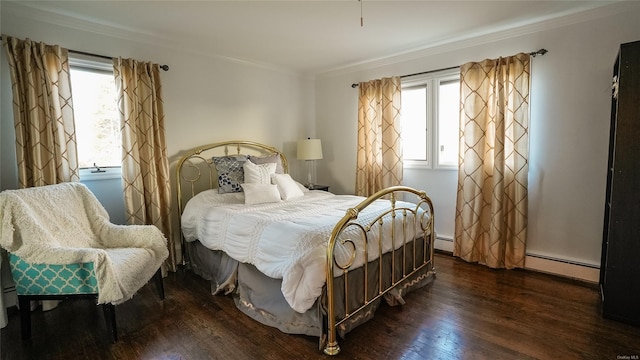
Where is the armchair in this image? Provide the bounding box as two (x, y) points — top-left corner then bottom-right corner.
(0, 182), (169, 341)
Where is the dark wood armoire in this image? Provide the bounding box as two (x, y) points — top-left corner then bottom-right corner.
(600, 40), (640, 326)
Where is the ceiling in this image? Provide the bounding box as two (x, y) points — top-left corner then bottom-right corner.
(2, 1), (624, 76)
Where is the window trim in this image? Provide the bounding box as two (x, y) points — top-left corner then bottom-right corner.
(401, 67), (460, 170)
(69, 54), (113, 73)
(79, 166), (122, 181)
(401, 83), (431, 166)
(434, 75), (461, 170)
(69, 54), (121, 178)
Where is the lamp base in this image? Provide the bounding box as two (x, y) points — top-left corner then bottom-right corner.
(306, 160), (314, 189)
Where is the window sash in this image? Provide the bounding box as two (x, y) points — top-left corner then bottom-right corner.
(69, 56), (120, 171)
(401, 68), (459, 170)
(435, 78), (460, 169)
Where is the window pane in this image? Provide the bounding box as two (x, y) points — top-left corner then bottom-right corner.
(401, 87), (427, 161)
(437, 80), (460, 167)
(70, 68), (120, 168)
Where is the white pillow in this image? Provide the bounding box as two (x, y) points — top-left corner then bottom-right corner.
(248, 154), (285, 174)
(241, 183), (281, 205)
(271, 173), (305, 200)
(243, 161), (276, 184)
(296, 181), (310, 193)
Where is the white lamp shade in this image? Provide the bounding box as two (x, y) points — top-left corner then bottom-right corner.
(297, 139), (323, 160)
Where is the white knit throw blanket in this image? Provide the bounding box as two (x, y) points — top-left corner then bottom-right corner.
(0, 183), (168, 304)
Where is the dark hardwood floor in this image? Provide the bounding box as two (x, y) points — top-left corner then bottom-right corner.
(2, 253), (639, 360)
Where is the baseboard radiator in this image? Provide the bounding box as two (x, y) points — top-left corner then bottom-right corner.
(434, 235), (600, 284)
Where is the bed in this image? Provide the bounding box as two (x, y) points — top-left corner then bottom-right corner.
(176, 140), (436, 355)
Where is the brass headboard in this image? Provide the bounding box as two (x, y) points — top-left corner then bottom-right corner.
(175, 140), (288, 219)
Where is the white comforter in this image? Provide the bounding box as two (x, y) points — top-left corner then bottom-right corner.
(181, 190), (426, 313)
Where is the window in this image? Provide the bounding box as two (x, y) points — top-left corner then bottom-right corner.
(400, 69), (460, 169)
(69, 57), (120, 173)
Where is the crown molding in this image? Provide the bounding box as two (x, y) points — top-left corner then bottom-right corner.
(314, 1), (638, 79)
(3, 1), (156, 46)
(1, 1), (298, 77)
(3, 0), (635, 80)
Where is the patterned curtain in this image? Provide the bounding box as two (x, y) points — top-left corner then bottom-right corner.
(454, 53), (531, 269)
(2, 35), (79, 188)
(356, 77), (403, 197)
(113, 58), (175, 270)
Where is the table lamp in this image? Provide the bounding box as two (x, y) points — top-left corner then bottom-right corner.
(297, 138), (323, 188)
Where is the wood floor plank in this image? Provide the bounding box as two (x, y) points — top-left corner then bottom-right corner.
(2, 253), (639, 359)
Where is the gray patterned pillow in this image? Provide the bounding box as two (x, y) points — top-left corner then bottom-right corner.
(213, 155), (248, 194)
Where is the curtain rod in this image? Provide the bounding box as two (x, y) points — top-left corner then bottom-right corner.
(350, 48), (547, 88)
(71, 49), (169, 71)
(0, 36), (169, 71)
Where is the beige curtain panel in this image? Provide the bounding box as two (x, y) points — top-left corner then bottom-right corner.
(113, 58), (175, 270)
(454, 53), (531, 269)
(356, 76), (403, 197)
(2, 35), (79, 188)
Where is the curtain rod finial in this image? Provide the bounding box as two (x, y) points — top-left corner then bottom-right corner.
(531, 48), (548, 57)
(160, 64), (169, 71)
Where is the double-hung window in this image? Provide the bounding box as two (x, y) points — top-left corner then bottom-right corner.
(401, 68), (460, 169)
(69, 56), (120, 179)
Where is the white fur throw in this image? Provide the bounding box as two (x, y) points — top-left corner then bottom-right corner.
(0, 182), (169, 305)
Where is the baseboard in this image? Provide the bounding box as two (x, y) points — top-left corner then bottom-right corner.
(525, 253), (600, 284)
(435, 236), (454, 253)
(434, 236), (600, 284)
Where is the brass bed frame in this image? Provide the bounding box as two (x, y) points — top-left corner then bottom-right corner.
(176, 140), (436, 355)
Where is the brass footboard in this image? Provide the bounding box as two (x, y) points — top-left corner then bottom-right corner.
(323, 186), (435, 356)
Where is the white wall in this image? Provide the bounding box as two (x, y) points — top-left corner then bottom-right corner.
(315, 3), (640, 281)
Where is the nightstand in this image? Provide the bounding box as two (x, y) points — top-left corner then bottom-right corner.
(307, 184), (329, 192)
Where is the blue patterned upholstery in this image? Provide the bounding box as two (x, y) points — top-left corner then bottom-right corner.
(9, 254), (98, 295)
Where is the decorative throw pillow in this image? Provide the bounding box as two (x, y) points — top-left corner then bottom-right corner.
(271, 173), (305, 200)
(244, 161), (276, 184)
(248, 154), (284, 174)
(241, 183), (281, 205)
(296, 180), (310, 193)
(212, 155), (248, 194)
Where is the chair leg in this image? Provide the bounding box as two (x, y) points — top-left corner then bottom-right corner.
(101, 303), (118, 342)
(153, 269), (165, 300)
(18, 296), (32, 340)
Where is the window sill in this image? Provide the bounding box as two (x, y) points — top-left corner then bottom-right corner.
(403, 161), (457, 171)
(79, 168), (121, 181)
(403, 160), (431, 169)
